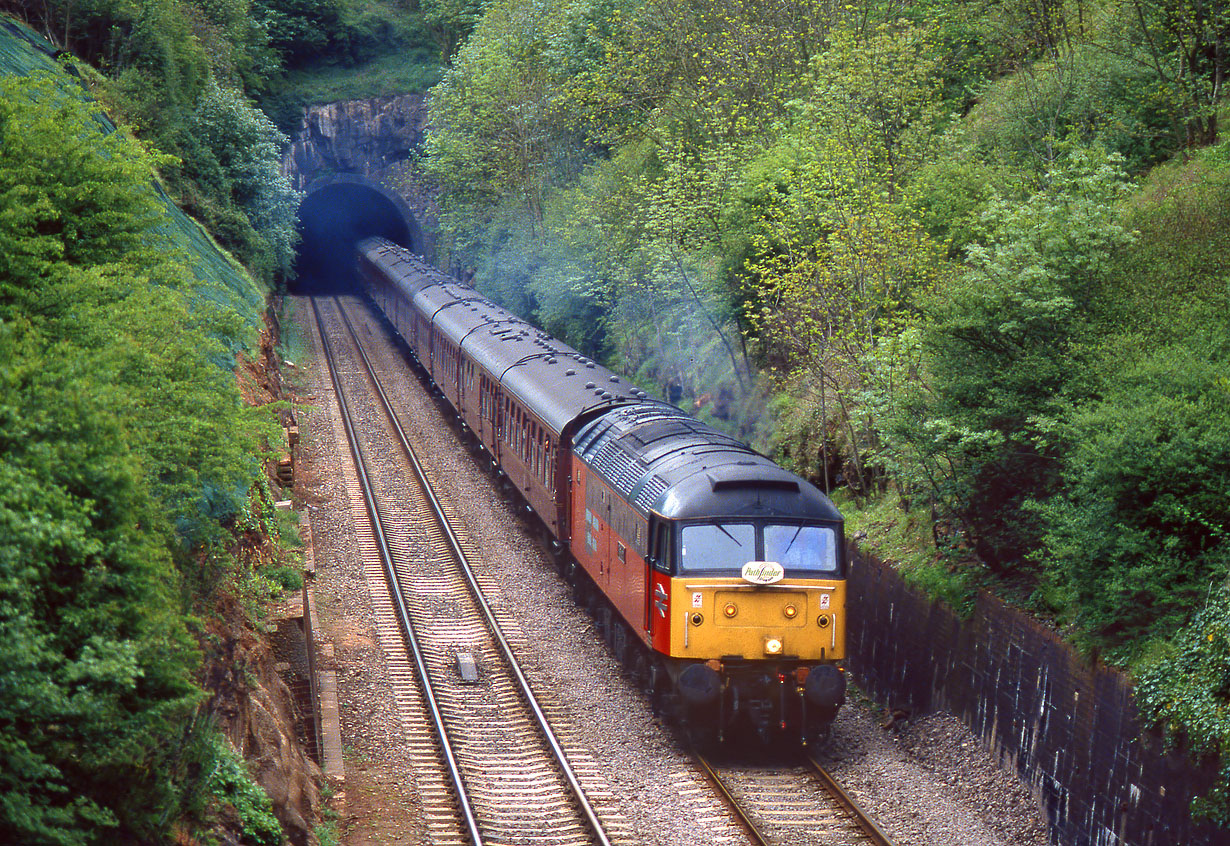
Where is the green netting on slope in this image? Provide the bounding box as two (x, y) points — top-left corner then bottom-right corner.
(0, 17), (61, 74)
(0, 16), (267, 361)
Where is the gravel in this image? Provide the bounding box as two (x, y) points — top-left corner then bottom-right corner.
(288, 294), (1051, 846)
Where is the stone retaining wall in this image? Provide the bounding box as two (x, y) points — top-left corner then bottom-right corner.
(846, 550), (1223, 846)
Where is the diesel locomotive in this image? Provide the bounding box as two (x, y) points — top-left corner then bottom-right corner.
(355, 237), (847, 744)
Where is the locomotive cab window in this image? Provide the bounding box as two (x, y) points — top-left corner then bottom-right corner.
(680, 524), (755, 573)
(765, 524), (839, 574)
(678, 522), (841, 576)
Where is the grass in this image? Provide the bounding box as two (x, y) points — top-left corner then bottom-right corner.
(835, 488), (979, 617)
(283, 49), (442, 106)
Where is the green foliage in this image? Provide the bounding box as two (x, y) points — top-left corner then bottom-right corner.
(421, 0), (485, 62)
(908, 151), (1021, 256)
(252, 0), (348, 68)
(965, 39), (1181, 172)
(181, 79), (301, 283)
(0, 325), (202, 844)
(272, 47), (440, 119)
(1038, 342), (1230, 655)
(737, 22), (951, 490)
(1100, 147), (1230, 342)
(1125, 0), (1230, 147)
(206, 738), (284, 845)
(0, 67), (281, 842)
(1, 3), (300, 287)
(891, 142), (1133, 568)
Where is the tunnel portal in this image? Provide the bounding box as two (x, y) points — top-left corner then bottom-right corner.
(292, 176), (420, 293)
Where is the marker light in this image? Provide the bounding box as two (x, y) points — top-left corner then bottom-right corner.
(723, 602), (738, 618)
(783, 604), (798, 619)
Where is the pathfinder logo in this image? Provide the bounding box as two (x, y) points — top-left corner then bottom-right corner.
(742, 561), (784, 585)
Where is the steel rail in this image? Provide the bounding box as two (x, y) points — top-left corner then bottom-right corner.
(311, 298), (485, 846)
(805, 753), (899, 846)
(333, 296), (614, 846)
(692, 753), (773, 846)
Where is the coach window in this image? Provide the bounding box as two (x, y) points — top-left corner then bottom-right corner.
(532, 423), (540, 474)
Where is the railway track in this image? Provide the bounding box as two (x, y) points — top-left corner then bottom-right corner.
(695, 750), (898, 846)
(310, 295), (626, 846)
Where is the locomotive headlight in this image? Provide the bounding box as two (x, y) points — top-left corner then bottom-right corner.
(723, 602), (738, 618)
(783, 604), (798, 619)
(764, 637), (783, 655)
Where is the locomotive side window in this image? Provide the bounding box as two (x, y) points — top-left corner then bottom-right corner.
(764, 525), (839, 573)
(651, 523), (672, 574)
(679, 524), (755, 573)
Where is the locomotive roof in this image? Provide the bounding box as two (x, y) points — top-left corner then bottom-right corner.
(573, 404), (842, 524)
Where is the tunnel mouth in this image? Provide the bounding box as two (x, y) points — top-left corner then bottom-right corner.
(291, 178), (417, 293)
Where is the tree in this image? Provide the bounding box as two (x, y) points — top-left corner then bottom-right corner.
(739, 22), (950, 490)
(182, 78), (300, 284)
(0, 61), (278, 846)
(1039, 341), (1230, 651)
(894, 142), (1133, 568)
(0, 324), (201, 844)
(0, 72), (173, 326)
(1129, 0), (1230, 146)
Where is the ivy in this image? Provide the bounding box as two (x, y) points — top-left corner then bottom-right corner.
(1137, 584), (1230, 826)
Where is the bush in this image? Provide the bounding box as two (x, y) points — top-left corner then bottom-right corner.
(1039, 341), (1230, 657)
(206, 738), (284, 845)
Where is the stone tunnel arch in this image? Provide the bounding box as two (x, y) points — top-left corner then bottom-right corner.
(292, 174), (425, 292)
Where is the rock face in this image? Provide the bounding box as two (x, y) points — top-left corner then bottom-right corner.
(204, 607), (323, 846)
(283, 94), (428, 192)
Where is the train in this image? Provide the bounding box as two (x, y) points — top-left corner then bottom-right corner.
(354, 237), (848, 744)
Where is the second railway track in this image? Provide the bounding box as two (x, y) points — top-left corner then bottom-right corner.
(311, 294), (629, 846)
